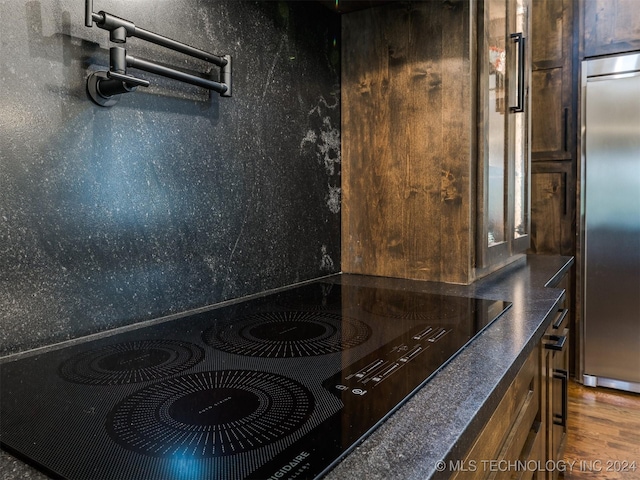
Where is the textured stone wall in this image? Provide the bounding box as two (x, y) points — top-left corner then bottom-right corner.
(0, 0), (341, 355)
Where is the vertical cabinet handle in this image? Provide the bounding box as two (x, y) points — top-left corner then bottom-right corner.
(563, 107), (569, 151)
(553, 368), (569, 427)
(562, 172), (568, 215)
(509, 32), (525, 113)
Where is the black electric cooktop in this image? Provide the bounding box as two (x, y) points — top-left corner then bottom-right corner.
(0, 280), (511, 480)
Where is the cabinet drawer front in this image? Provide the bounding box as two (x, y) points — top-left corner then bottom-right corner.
(518, 420), (544, 480)
(489, 389), (540, 480)
(452, 347), (538, 480)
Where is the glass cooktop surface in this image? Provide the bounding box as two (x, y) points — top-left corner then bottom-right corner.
(0, 280), (510, 480)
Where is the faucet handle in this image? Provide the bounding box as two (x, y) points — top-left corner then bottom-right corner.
(107, 71), (150, 88)
(85, 0), (93, 27)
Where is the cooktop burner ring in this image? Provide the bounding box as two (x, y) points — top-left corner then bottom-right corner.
(106, 370), (314, 458)
(202, 310), (372, 357)
(58, 340), (204, 385)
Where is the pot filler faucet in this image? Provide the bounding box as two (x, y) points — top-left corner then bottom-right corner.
(84, 0), (232, 107)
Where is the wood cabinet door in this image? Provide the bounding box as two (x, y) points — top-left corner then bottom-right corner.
(583, 0), (640, 57)
(532, 0), (567, 68)
(530, 161), (574, 255)
(531, 69), (572, 160)
(529, 0), (576, 262)
(531, 0), (574, 161)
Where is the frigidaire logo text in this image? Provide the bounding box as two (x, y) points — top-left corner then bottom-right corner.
(268, 451), (311, 479)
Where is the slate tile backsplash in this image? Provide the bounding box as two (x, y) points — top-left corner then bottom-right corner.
(0, 1), (341, 356)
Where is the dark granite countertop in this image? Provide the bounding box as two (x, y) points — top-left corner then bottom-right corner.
(0, 254), (574, 480)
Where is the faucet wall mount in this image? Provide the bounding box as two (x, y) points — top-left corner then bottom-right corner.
(85, 0), (232, 107)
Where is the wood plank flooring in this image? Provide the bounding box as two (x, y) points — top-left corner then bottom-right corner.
(563, 380), (640, 479)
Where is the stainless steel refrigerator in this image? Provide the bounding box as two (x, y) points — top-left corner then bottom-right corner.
(580, 52), (640, 393)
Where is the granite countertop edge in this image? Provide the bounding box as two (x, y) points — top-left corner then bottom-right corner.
(0, 254), (575, 480)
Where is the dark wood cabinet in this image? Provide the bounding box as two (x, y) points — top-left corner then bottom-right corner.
(341, 0), (531, 285)
(531, 69), (571, 159)
(529, 0), (577, 261)
(452, 346), (543, 480)
(542, 272), (571, 480)
(454, 263), (573, 480)
(532, 0), (567, 67)
(583, 0), (640, 57)
(341, 1), (477, 285)
(531, 0), (574, 161)
(530, 161), (575, 255)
